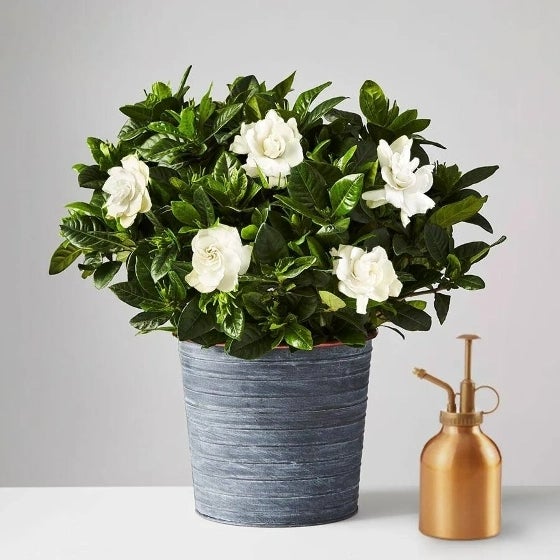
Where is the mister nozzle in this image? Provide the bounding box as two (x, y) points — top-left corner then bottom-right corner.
(413, 367), (457, 413)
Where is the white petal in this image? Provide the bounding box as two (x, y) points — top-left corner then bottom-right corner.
(362, 189), (388, 208)
(388, 277), (403, 297)
(239, 245), (253, 274)
(282, 139), (304, 167)
(119, 214), (136, 228)
(139, 188), (152, 213)
(381, 166), (399, 190)
(384, 185), (405, 208)
(355, 295), (369, 314)
(376, 140), (393, 168)
(400, 210), (411, 227)
(230, 134), (250, 154)
(390, 135), (412, 155)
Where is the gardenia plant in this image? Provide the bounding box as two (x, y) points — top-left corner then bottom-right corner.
(50, 67), (505, 359)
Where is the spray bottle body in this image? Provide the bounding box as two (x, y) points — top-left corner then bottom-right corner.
(419, 423), (502, 539)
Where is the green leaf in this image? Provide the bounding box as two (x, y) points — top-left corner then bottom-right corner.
(177, 107), (196, 138)
(119, 104), (152, 122)
(171, 201), (201, 225)
(254, 224), (289, 264)
(466, 213), (494, 233)
(446, 254), (462, 280)
(276, 256), (317, 280)
(430, 195), (488, 228)
(335, 145), (357, 172)
(456, 166), (499, 189)
(306, 237), (328, 268)
(109, 282), (164, 310)
(284, 323), (313, 350)
(60, 215), (133, 252)
(222, 307), (244, 340)
(212, 103), (243, 136)
(271, 71), (296, 99)
(151, 244), (179, 282)
(329, 173), (364, 217)
(226, 324), (273, 359)
(287, 162), (328, 210)
(391, 301), (432, 331)
(77, 165), (107, 189)
(151, 81), (173, 99)
(454, 242), (490, 268)
(134, 249), (157, 293)
(49, 242), (81, 275)
(434, 293), (451, 324)
(274, 195), (329, 225)
(424, 222), (450, 263)
(130, 311), (170, 331)
(334, 325), (367, 347)
(319, 290), (346, 311)
(304, 96), (347, 128)
(293, 82), (331, 118)
(197, 85), (214, 129)
(93, 261), (122, 289)
(65, 201), (104, 218)
(241, 224), (259, 240)
(177, 297), (215, 340)
(242, 292), (269, 319)
(193, 187), (215, 226)
(359, 80), (388, 125)
(455, 275), (485, 290)
(388, 109), (417, 131)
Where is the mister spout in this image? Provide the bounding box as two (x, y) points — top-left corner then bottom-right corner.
(413, 368), (457, 413)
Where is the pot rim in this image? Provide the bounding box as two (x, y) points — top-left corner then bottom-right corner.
(180, 329), (378, 349)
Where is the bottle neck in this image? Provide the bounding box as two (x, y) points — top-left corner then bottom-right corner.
(442, 424), (482, 434)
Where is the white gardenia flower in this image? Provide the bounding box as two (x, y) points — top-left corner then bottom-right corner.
(331, 244), (402, 314)
(362, 135), (435, 227)
(185, 224), (252, 293)
(102, 154), (151, 228)
(229, 109), (304, 187)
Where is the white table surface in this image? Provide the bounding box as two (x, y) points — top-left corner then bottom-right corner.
(0, 486), (558, 560)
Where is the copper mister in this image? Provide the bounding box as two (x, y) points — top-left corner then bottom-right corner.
(413, 334), (501, 539)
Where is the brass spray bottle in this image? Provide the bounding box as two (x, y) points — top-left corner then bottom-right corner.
(413, 334), (501, 540)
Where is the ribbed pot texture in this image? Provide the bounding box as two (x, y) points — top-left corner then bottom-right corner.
(179, 340), (373, 527)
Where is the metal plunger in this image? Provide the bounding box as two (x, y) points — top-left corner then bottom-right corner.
(457, 334), (480, 413)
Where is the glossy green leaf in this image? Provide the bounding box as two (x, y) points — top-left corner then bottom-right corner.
(226, 324), (273, 359)
(455, 275), (485, 290)
(391, 301), (432, 331)
(93, 261), (122, 289)
(329, 174), (364, 217)
(424, 222), (450, 263)
(49, 242), (81, 275)
(430, 195), (488, 228)
(434, 293), (451, 324)
(171, 201), (201, 225)
(286, 162), (329, 210)
(177, 298), (215, 340)
(319, 290), (346, 311)
(109, 282), (164, 310)
(293, 82), (331, 118)
(456, 166), (499, 189)
(284, 323), (313, 350)
(130, 311), (171, 331)
(359, 80), (387, 125)
(254, 224), (289, 264)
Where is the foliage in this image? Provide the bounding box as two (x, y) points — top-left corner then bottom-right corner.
(50, 66), (505, 358)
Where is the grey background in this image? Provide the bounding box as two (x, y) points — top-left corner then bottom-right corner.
(1, 0), (559, 487)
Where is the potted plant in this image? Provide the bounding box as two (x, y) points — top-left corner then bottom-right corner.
(50, 66), (504, 526)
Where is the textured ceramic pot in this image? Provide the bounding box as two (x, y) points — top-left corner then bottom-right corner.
(178, 339), (373, 527)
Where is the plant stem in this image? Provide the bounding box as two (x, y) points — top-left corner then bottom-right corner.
(400, 286), (450, 300)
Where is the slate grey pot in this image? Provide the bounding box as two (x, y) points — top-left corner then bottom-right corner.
(179, 339), (373, 527)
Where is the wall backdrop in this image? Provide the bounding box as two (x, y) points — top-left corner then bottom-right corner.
(2, 0), (559, 487)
